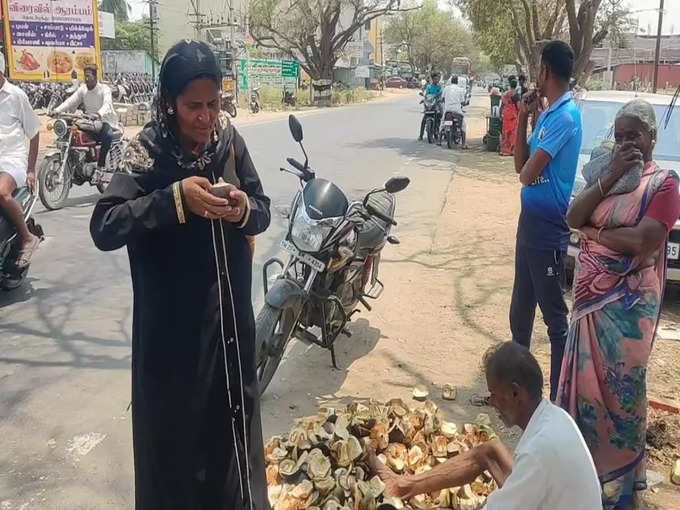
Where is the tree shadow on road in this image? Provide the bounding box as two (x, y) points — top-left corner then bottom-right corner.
(260, 318), (385, 430)
(33, 192), (101, 216)
(348, 137), (464, 166)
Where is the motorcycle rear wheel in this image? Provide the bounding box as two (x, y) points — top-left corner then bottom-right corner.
(255, 303), (297, 395)
(250, 102), (260, 114)
(38, 155), (71, 210)
(447, 129), (454, 149)
(225, 103), (237, 118)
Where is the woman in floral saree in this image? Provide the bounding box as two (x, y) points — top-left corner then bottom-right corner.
(559, 99), (680, 509)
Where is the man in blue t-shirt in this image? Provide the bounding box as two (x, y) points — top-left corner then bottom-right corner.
(511, 40), (583, 401)
(418, 71), (443, 141)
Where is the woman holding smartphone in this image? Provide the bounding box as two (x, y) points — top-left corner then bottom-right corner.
(90, 40), (270, 509)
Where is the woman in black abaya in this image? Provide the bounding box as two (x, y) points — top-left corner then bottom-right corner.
(90, 40), (271, 509)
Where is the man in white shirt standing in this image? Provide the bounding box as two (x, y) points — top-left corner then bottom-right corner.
(0, 52), (41, 267)
(442, 75), (468, 149)
(370, 342), (603, 509)
(54, 64), (120, 172)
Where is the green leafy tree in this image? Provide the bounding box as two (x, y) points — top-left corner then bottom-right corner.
(384, 0), (477, 75)
(457, 0), (630, 84)
(249, 0), (417, 83)
(99, 0), (130, 22)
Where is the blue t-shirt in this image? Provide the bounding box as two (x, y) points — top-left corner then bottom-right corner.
(518, 91), (582, 250)
(425, 83), (442, 97)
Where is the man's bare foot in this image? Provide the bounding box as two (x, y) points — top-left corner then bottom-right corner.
(367, 449), (409, 499)
(17, 234), (40, 269)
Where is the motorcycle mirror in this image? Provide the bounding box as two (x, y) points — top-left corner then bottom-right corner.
(419, 91), (424, 96)
(289, 115), (303, 142)
(384, 176), (410, 194)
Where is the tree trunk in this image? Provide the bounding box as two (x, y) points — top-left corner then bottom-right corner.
(311, 58), (334, 106)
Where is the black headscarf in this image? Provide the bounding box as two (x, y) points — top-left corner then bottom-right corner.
(149, 39), (231, 173)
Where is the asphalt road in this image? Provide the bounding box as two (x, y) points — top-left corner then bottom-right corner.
(0, 91), (475, 508)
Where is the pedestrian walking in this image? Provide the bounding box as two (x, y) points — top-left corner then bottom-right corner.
(500, 76), (519, 156)
(559, 99), (680, 509)
(89, 40), (271, 509)
(510, 40), (583, 401)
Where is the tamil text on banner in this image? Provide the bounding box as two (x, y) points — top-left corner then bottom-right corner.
(2, 0), (101, 81)
(239, 59), (299, 90)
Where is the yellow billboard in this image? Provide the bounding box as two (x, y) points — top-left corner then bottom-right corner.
(2, 0), (102, 81)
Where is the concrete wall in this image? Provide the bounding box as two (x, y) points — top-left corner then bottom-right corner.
(157, 0), (249, 55)
(614, 63), (680, 89)
(102, 50), (158, 76)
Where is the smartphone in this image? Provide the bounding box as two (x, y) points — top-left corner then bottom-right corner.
(210, 182), (238, 205)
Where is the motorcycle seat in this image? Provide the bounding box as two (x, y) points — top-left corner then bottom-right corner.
(358, 191), (395, 252)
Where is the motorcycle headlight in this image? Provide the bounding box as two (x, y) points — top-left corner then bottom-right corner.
(290, 203), (334, 253)
(53, 119), (68, 138)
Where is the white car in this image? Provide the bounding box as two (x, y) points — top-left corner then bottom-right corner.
(567, 90), (680, 281)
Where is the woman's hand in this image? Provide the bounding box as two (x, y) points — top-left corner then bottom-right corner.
(181, 176), (230, 220)
(579, 226), (597, 240)
(224, 188), (249, 224)
(609, 141), (643, 180)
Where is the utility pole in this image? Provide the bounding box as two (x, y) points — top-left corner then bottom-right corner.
(148, 0), (158, 79)
(652, 0), (664, 93)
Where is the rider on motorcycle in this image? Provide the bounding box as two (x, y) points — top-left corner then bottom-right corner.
(53, 64), (120, 173)
(442, 75), (468, 149)
(0, 52), (41, 268)
(418, 71), (443, 141)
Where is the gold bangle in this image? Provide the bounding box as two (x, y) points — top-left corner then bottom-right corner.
(597, 178), (604, 197)
(173, 181), (186, 224)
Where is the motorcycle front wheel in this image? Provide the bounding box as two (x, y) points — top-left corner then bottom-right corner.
(426, 119), (434, 144)
(38, 155), (72, 210)
(250, 102), (260, 114)
(255, 303), (297, 395)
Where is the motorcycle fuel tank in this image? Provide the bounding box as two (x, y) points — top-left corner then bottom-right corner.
(302, 178), (348, 220)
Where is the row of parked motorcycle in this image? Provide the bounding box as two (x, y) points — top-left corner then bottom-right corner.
(104, 73), (155, 104)
(18, 81), (71, 111)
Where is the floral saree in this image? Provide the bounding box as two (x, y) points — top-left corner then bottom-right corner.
(557, 162), (676, 508)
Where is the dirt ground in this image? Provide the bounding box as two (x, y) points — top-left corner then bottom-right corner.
(261, 101), (680, 508)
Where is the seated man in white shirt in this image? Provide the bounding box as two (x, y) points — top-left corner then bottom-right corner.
(442, 75), (468, 149)
(54, 64), (120, 172)
(370, 342), (603, 510)
(0, 52), (41, 267)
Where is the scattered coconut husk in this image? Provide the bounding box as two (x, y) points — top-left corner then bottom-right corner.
(412, 386), (430, 402)
(265, 399), (497, 509)
(442, 384), (457, 401)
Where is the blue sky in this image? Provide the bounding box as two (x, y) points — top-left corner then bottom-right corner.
(127, 0), (679, 35)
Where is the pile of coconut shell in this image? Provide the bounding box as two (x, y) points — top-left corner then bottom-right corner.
(265, 398), (497, 510)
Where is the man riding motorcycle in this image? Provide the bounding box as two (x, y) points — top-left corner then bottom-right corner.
(0, 52), (41, 268)
(442, 75), (468, 149)
(53, 64), (120, 173)
(418, 71), (443, 141)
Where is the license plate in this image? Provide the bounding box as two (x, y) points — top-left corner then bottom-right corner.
(281, 239), (326, 272)
(668, 242), (680, 260)
(443, 120), (453, 126)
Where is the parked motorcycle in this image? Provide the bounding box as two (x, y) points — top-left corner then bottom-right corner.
(440, 111), (464, 149)
(222, 90), (238, 117)
(38, 112), (128, 210)
(420, 92), (441, 144)
(282, 89), (297, 107)
(0, 186), (43, 290)
(255, 115), (410, 394)
(249, 87), (261, 114)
